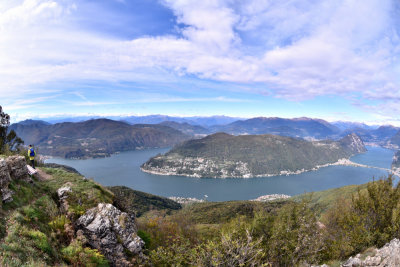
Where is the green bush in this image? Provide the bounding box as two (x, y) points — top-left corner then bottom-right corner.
(194, 227), (266, 266)
(137, 230), (152, 250)
(322, 175), (400, 260)
(61, 239), (109, 267)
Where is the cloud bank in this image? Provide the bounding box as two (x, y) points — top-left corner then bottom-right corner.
(1, 0), (400, 119)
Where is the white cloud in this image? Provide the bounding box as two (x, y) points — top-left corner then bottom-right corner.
(0, 0), (400, 122)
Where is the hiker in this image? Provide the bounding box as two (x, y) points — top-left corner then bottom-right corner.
(28, 144), (36, 169)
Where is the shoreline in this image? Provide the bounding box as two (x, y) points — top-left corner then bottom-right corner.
(141, 157), (395, 179)
(169, 194), (292, 204)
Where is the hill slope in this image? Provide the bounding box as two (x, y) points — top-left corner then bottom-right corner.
(210, 117), (341, 139)
(141, 133), (366, 178)
(10, 119), (190, 158)
(107, 186), (182, 217)
(159, 121), (210, 136)
(342, 125), (399, 144)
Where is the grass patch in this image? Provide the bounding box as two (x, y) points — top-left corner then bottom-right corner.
(175, 200), (289, 225)
(0, 211), (60, 266)
(41, 168), (114, 216)
(0, 166), (113, 266)
(292, 183), (369, 216)
(2, 179), (51, 211)
(108, 186), (181, 217)
(0, 216), (6, 239)
(61, 239), (109, 267)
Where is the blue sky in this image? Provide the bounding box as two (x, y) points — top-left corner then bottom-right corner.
(1, 0), (400, 125)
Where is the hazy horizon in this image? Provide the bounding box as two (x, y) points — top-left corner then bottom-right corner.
(13, 113), (385, 127)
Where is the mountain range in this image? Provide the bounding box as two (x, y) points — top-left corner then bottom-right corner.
(35, 115), (242, 126)
(10, 119), (189, 158)
(11, 116), (400, 159)
(342, 125), (400, 145)
(141, 133), (366, 178)
(209, 117), (342, 138)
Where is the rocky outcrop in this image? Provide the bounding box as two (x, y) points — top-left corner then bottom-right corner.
(6, 156), (30, 182)
(342, 239), (400, 267)
(76, 203), (144, 266)
(0, 159), (12, 202)
(0, 156), (31, 203)
(44, 163), (82, 175)
(339, 133), (367, 154)
(0, 159), (11, 188)
(57, 185), (72, 214)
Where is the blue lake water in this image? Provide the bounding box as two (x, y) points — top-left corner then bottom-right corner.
(45, 146), (395, 201)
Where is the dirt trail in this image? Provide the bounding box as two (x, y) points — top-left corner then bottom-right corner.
(34, 168), (53, 181)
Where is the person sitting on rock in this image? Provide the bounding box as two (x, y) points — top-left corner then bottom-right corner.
(28, 144), (36, 169)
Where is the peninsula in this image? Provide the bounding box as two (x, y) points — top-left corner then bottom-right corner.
(141, 133), (366, 178)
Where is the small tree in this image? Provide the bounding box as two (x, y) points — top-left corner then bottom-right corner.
(0, 105), (10, 153)
(0, 105), (24, 153)
(322, 175), (400, 260)
(267, 200), (325, 266)
(6, 129), (24, 151)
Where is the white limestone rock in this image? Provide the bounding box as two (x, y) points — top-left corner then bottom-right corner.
(341, 239), (400, 267)
(76, 203), (144, 266)
(6, 156), (31, 182)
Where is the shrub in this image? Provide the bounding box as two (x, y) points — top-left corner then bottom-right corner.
(149, 239), (194, 266)
(266, 200), (325, 266)
(137, 210), (199, 250)
(193, 228), (266, 267)
(61, 239), (108, 267)
(137, 230), (152, 250)
(322, 175), (400, 259)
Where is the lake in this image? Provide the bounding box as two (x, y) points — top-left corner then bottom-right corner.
(45, 146), (395, 201)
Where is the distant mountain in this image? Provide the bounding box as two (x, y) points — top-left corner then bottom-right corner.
(387, 129), (400, 149)
(38, 116), (103, 124)
(210, 117), (341, 139)
(10, 118), (190, 158)
(121, 115), (241, 126)
(141, 133), (366, 178)
(332, 121), (377, 131)
(187, 116), (242, 126)
(9, 120), (53, 146)
(343, 125), (399, 144)
(31, 115), (241, 126)
(372, 126), (400, 142)
(13, 119), (51, 126)
(391, 151), (400, 170)
(159, 121), (210, 136)
(121, 115), (189, 125)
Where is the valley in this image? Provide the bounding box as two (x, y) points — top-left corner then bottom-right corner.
(45, 145), (393, 201)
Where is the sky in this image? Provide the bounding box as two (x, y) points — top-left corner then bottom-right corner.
(1, 0), (400, 125)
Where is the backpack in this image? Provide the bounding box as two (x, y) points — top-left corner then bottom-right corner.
(29, 148), (35, 157)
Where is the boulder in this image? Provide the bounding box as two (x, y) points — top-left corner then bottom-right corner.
(341, 239), (400, 267)
(0, 159), (13, 203)
(0, 159), (11, 188)
(57, 186), (72, 214)
(76, 203), (144, 266)
(6, 156), (30, 182)
(1, 188), (14, 203)
(57, 186), (72, 200)
(342, 256), (361, 267)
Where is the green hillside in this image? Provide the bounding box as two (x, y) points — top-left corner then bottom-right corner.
(1, 153), (400, 266)
(10, 119), (190, 158)
(142, 132), (366, 178)
(108, 186), (182, 217)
